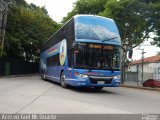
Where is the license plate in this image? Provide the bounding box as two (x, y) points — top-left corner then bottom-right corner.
(98, 81), (105, 84)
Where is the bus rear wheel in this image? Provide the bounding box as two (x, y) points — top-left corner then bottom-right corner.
(60, 72), (67, 88)
(94, 87), (103, 90)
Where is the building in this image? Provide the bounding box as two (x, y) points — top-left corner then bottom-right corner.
(128, 55), (160, 80)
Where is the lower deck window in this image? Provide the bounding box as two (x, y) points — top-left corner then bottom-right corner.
(47, 54), (60, 66)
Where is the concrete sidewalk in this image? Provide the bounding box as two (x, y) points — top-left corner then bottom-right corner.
(121, 83), (160, 92)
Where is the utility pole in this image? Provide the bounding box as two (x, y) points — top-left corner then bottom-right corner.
(1, 2), (8, 57)
(0, 0), (12, 57)
(141, 49), (146, 85)
(0, 0), (4, 47)
(136, 47), (146, 85)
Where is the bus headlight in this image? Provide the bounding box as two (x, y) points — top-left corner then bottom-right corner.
(75, 72), (88, 78)
(113, 75), (121, 79)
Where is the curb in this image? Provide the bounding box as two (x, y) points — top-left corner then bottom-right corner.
(121, 84), (160, 92)
(0, 73), (39, 79)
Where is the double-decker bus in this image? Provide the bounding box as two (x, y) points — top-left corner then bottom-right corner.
(40, 15), (121, 89)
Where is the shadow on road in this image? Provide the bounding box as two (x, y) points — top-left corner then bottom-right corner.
(45, 79), (118, 95)
(69, 87), (118, 94)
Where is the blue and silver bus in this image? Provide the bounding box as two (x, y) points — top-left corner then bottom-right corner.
(40, 15), (121, 89)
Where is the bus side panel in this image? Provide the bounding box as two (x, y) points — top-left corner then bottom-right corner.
(40, 40), (68, 83)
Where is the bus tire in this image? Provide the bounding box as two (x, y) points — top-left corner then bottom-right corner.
(94, 87), (103, 90)
(60, 72), (67, 88)
(41, 71), (46, 81)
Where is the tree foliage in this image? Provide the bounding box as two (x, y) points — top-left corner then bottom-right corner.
(150, 1), (160, 47)
(4, 0), (60, 62)
(62, 0), (108, 23)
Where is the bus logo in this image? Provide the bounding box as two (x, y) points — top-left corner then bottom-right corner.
(59, 39), (67, 66)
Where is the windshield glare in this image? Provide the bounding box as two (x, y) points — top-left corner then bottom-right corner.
(74, 43), (121, 70)
(75, 16), (121, 43)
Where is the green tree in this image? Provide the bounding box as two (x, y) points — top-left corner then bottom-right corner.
(4, 1), (60, 61)
(62, 0), (108, 23)
(150, 1), (160, 47)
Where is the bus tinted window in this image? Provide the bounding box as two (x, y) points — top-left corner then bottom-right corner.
(47, 54), (60, 66)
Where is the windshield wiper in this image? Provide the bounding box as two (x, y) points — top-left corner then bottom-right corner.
(102, 37), (118, 42)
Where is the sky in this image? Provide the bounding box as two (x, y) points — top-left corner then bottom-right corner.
(25, 0), (77, 22)
(25, 0), (159, 60)
(132, 40), (159, 60)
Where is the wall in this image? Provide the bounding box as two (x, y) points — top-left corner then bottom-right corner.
(0, 58), (39, 76)
(128, 62), (160, 73)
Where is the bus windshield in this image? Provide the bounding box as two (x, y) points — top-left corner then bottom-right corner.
(75, 16), (121, 43)
(74, 43), (121, 70)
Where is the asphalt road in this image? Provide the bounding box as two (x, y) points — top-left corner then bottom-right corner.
(0, 75), (160, 114)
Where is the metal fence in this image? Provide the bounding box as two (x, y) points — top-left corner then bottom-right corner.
(153, 67), (160, 80)
(0, 58), (39, 76)
(125, 68), (160, 86)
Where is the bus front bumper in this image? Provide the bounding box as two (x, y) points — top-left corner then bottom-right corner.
(65, 78), (121, 87)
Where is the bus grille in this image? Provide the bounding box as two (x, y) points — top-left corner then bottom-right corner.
(89, 76), (113, 84)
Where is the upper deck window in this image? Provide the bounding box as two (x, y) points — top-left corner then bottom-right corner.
(74, 16), (121, 43)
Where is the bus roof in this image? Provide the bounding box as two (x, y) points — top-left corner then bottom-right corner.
(74, 14), (114, 22)
(46, 15), (115, 44)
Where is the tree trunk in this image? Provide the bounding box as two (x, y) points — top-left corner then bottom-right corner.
(121, 47), (127, 84)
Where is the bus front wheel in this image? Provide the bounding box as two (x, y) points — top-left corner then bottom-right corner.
(60, 72), (67, 88)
